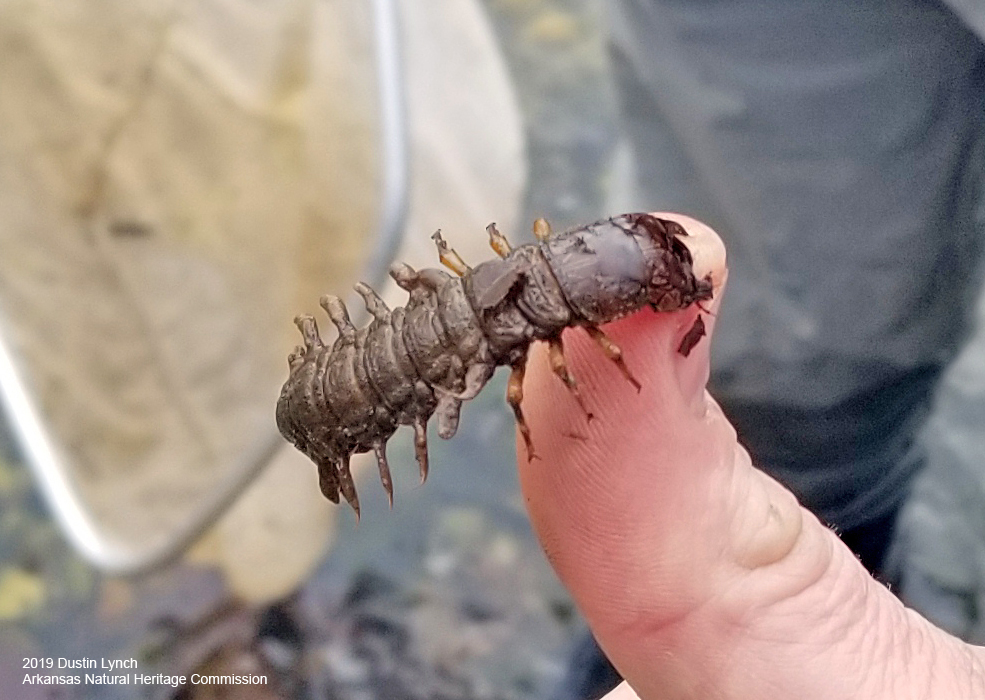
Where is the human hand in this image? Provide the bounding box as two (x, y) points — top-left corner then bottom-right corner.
(517, 214), (985, 700)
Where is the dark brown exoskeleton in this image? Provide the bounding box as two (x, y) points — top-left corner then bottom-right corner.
(276, 213), (713, 516)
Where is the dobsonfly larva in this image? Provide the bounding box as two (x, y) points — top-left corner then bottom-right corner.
(276, 213), (713, 517)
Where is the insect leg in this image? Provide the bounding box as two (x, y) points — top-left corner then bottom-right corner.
(413, 416), (429, 484)
(506, 359), (537, 460)
(390, 262), (419, 290)
(319, 295), (356, 343)
(336, 455), (360, 520)
(584, 325), (642, 392)
(532, 217), (552, 241)
(486, 223), (512, 258)
(354, 282), (391, 321)
(435, 392), (463, 439)
(294, 315), (324, 351)
(431, 230), (471, 277)
(372, 441), (394, 508)
(317, 460), (340, 504)
(390, 262), (435, 305)
(547, 338), (594, 421)
(446, 362), (495, 401)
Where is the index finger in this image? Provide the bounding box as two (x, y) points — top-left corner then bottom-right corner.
(517, 213), (734, 624)
(516, 214), (821, 696)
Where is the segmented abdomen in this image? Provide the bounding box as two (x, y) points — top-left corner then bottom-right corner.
(276, 268), (492, 514)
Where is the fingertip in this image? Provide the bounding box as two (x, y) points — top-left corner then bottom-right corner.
(516, 213), (730, 546)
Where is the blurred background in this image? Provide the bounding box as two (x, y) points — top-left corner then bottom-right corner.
(0, 0), (617, 698)
(2, 1), (984, 699)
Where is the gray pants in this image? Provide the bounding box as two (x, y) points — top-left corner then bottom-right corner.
(608, 0), (985, 532)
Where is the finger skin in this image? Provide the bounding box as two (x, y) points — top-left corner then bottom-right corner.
(518, 214), (985, 699)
